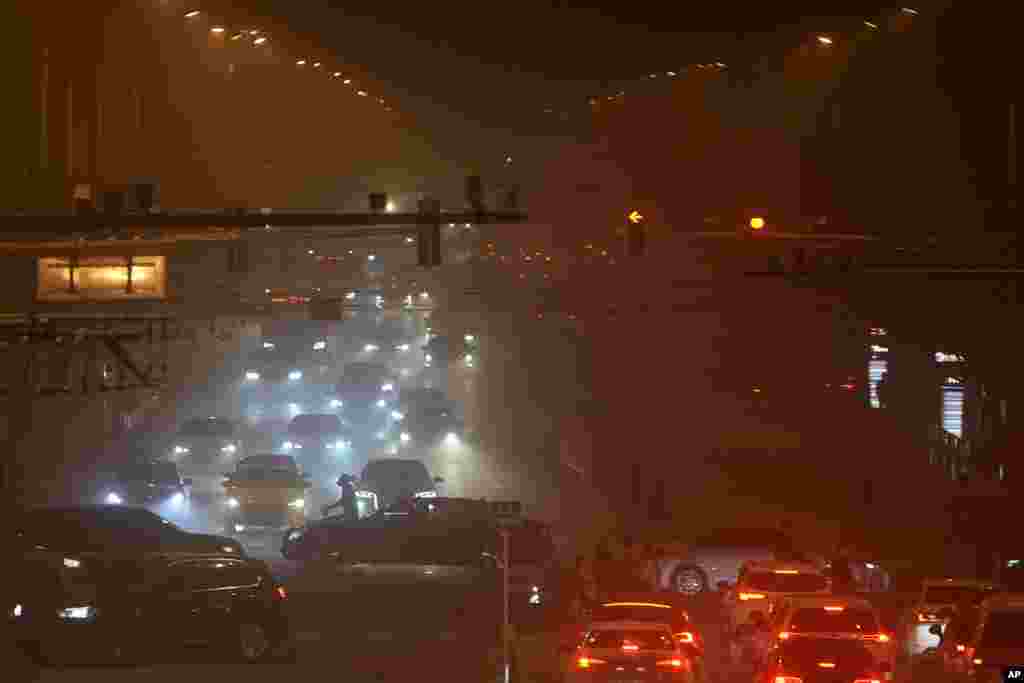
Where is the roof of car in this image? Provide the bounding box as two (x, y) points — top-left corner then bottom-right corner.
(741, 560), (824, 574)
(923, 577), (999, 588)
(979, 593), (1024, 611)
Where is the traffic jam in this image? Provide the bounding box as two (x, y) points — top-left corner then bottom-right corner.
(9, 287), (1024, 682)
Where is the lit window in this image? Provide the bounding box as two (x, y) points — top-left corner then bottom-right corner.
(37, 256), (167, 301)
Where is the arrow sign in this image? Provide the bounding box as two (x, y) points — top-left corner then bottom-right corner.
(628, 210), (644, 224)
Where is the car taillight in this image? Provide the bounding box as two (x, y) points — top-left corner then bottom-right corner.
(621, 643), (640, 652)
(655, 658), (684, 668)
(274, 585), (287, 600)
(675, 631), (695, 644)
(778, 631), (791, 640)
(852, 679), (881, 683)
(577, 656), (606, 669)
(956, 644), (966, 653)
(773, 676), (802, 683)
(863, 633), (890, 643)
(739, 592), (766, 601)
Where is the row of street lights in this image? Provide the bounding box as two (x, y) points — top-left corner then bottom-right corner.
(181, 7), (395, 113)
(572, 6), (923, 113)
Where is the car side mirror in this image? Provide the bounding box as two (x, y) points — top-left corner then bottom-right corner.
(182, 478), (193, 487)
(929, 624), (944, 637)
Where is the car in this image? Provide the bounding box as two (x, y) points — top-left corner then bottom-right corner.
(356, 458), (444, 508)
(389, 398), (465, 449)
(566, 620), (696, 681)
(13, 505), (245, 558)
(10, 553), (289, 665)
(335, 362), (396, 409)
(723, 560), (831, 636)
(655, 527), (825, 595)
(755, 636), (885, 683)
(170, 417), (242, 500)
(908, 577), (1003, 657)
(961, 593), (1024, 681)
(240, 345), (307, 387)
(281, 413), (350, 464)
(564, 594), (706, 680)
(756, 595), (895, 679)
(222, 455), (312, 536)
(96, 461), (192, 519)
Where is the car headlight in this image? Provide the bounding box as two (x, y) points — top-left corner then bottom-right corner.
(105, 492), (123, 505)
(173, 445), (190, 455)
(226, 497), (240, 508)
(233, 524), (245, 533)
(396, 344), (410, 352)
(11, 604), (23, 618)
(335, 440), (348, 449)
(171, 492), (185, 504)
(329, 399), (343, 409)
(376, 399), (387, 408)
(364, 344), (379, 352)
(400, 432), (411, 443)
(63, 557), (82, 569)
(245, 371), (260, 381)
(414, 490), (437, 498)
(391, 410), (405, 421)
(425, 354), (433, 364)
(381, 383), (394, 392)
(221, 443), (237, 454)
(58, 606), (98, 621)
(282, 441), (294, 450)
(313, 340), (327, 351)
(444, 432), (460, 446)
(289, 498), (305, 509)
(288, 370), (303, 381)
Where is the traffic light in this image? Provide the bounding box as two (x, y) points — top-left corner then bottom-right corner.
(417, 198), (442, 267)
(627, 209), (645, 256)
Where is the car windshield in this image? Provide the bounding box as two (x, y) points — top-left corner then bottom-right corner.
(179, 418), (235, 438)
(237, 455), (298, 474)
(115, 463), (179, 483)
(289, 415), (343, 434)
(744, 571), (829, 592)
(789, 608), (879, 634)
(979, 612), (1024, 648)
(583, 629), (675, 651)
(341, 363), (390, 383)
(924, 587), (993, 605)
(362, 461), (433, 490)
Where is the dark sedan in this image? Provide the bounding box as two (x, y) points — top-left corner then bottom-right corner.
(14, 505), (245, 558)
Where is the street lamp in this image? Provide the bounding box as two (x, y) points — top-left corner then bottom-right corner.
(210, 27), (225, 34)
(253, 37), (267, 45)
(817, 35), (834, 46)
(184, 10), (201, 19)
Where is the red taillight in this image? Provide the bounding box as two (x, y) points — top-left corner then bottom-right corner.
(956, 644), (966, 653)
(778, 631), (791, 640)
(852, 679), (881, 683)
(622, 643), (640, 652)
(739, 592), (767, 601)
(862, 633), (890, 643)
(774, 676), (803, 683)
(577, 656), (606, 669)
(655, 658), (684, 668)
(817, 662), (837, 668)
(274, 585), (287, 599)
(675, 631), (695, 644)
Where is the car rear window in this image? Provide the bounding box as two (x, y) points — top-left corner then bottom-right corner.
(289, 415), (343, 434)
(789, 608), (879, 634)
(745, 572), (829, 593)
(923, 587), (992, 605)
(591, 605), (687, 625)
(979, 612), (1024, 648)
(583, 629), (675, 650)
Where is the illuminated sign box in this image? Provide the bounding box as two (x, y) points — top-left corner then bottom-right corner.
(36, 256), (167, 302)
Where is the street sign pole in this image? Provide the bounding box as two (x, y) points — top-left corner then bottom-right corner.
(502, 526), (511, 683)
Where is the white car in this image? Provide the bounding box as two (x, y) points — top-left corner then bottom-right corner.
(756, 595), (896, 680)
(908, 577), (1003, 657)
(723, 560), (830, 635)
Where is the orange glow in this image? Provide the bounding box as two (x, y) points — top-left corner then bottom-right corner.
(774, 569), (800, 574)
(818, 662), (837, 668)
(656, 658), (684, 668)
(622, 643), (640, 652)
(210, 27), (225, 34)
(184, 10), (201, 19)
(778, 632), (791, 640)
(577, 656), (606, 669)
(675, 632), (695, 643)
(749, 216), (766, 230)
(739, 592), (767, 601)
(824, 606), (846, 612)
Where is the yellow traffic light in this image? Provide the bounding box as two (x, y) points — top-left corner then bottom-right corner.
(749, 216), (765, 230)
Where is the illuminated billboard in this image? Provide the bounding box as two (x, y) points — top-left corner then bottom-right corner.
(36, 256), (167, 302)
